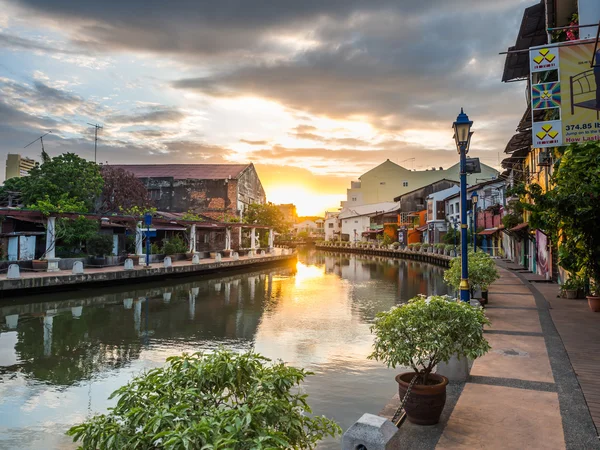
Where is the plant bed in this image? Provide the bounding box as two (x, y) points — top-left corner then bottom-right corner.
(32, 260), (48, 271)
(127, 255), (140, 265)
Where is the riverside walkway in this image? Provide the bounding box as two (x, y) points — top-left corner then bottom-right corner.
(0, 251), (296, 298)
(381, 261), (600, 449)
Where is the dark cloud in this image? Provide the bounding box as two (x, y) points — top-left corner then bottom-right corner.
(162, 140), (232, 162)
(106, 106), (185, 125)
(0, 31), (80, 54)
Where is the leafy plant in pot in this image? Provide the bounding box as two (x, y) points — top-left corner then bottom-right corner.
(561, 276), (583, 299)
(444, 251), (499, 304)
(369, 296), (491, 425)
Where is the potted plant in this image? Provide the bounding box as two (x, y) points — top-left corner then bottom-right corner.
(369, 296), (491, 425)
(561, 276), (582, 299)
(444, 252), (499, 304)
(87, 234), (114, 266)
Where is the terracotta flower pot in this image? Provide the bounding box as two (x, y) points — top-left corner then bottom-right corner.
(32, 260), (48, 271)
(396, 372), (448, 425)
(587, 295), (600, 312)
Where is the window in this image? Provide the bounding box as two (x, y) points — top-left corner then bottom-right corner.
(455, 202), (459, 212)
(355, 220), (358, 224)
(402, 181), (409, 187)
(380, 181), (386, 185)
(148, 189), (161, 201)
(351, 197), (357, 201)
(328, 223), (334, 228)
(450, 204), (454, 214)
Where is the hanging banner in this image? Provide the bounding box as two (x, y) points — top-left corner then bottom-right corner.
(530, 41), (600, 147)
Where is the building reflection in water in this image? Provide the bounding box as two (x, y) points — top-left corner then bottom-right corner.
(0, 250), (448, 450)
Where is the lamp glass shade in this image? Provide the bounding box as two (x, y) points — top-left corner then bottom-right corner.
(455, 122), (470, 143)
(471, 192), (478, 203)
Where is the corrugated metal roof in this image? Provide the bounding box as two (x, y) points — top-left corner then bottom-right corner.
(502, 2), (547, 82)
(110, 164), (250, 180)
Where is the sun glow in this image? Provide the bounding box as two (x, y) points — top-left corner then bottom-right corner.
(265, 184), (343, 216)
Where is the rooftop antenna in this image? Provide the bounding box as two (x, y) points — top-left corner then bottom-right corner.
(24, 130), (52, 162)
(87, 123), (103, 163)
(400, 157), (415, 170)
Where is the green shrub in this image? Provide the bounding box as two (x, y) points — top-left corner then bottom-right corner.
(67, 349), (341, 449)
(161, 235), (188, 255)
(369, 296), (490, 384)
(86, 234), (114, 257)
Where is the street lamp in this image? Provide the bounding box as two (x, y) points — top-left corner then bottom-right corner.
(471, 191), (478, 252)
(453, 108), (473, 303)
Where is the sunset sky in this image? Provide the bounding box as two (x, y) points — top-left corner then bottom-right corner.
(0, 0), (529, 215)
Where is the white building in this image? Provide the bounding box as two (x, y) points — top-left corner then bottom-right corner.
(339, 202), (399, 242)
(342, 159), (499, 208)
(324, 211), (341, 241)
(293, 219), (324, 237)
(425, 186), (460, 244)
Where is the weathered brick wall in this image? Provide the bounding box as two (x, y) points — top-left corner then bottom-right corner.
(237, 165), (266, 216)
(142, 177), (236, 215)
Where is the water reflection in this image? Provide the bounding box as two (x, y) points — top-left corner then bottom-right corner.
(0, 250), (447, 449)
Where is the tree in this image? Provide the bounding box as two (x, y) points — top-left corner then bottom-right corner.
(21, 153), (103, 212)
(29, 195), (91, 259)
(243, 202), (288, 233)
(67, 349), (340, 449)
(524, 142), (600, 293)
(99, 165), (151, 214)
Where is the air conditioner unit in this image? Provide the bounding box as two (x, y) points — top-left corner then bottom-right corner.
(538, 151), (551, 166)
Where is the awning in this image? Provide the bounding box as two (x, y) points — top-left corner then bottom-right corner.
(510, 222), (529, 232)
(502, 2), (546, 82)
(153, 224), (187, 231)
(101, 222), (126, 228)
(478, 228), (499, 236)
(416, 225), (428, 232)
(362, 229), (383, 235)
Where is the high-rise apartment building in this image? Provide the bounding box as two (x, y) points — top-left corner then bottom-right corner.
(5, 154), (36, 180)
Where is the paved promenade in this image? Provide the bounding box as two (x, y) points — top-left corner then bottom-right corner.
(382, 262), (600, 449)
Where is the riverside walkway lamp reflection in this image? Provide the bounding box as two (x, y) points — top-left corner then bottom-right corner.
(453, 108), (473, 303)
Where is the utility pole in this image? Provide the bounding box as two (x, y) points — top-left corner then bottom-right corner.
(87, 123), (103, 163)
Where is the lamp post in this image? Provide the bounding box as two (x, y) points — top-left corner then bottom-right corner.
(471, 191), (478, 253)
(452, 108), (473, 303)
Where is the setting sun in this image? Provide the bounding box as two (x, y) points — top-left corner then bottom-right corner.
(263, 184), (343, 216)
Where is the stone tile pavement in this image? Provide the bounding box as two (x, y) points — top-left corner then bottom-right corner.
(380, 263), (600, 449)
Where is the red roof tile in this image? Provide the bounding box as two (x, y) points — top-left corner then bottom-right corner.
(109, 164), (250, 180)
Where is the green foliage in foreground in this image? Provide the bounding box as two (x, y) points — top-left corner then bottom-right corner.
(67, 349), (341, 450)
(369, 296), (490, 384)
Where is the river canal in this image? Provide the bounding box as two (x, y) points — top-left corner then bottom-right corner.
(0, 250), (449, 449)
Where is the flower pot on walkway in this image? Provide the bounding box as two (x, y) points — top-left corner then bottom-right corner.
(396, 372), (448, 425)
(587, 296), (600, 312)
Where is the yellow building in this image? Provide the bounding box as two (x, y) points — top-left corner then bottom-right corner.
(341, 159), (499, 208)
(5, 154), (36, 180)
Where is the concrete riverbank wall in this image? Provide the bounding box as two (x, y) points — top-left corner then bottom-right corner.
(0, 253), (297, 298)
(315, 245), (452, 267)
